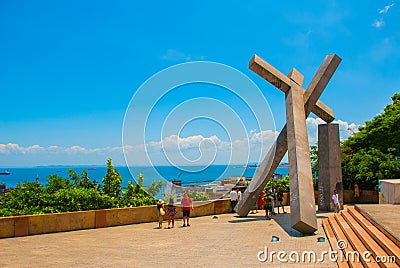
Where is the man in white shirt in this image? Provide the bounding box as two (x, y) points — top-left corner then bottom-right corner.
(332, 189), (340, 213)
(237, 189), (242, 201)
(230, 189), (238, 213)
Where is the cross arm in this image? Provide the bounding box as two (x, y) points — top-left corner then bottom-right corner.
(249, 54), (339, 123)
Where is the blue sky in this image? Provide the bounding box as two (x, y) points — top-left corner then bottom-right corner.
(1, 1), (399, 167)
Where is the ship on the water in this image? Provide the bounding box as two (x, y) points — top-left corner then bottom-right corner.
(0, 170), (10, 175)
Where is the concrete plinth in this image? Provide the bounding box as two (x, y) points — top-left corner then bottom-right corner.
(318, 123), (343, 211)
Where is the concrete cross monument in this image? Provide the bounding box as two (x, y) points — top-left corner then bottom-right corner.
(236, 54), (341, 234)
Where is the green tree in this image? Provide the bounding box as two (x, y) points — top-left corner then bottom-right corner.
(267, 175), (290, 192)
(310, 145), (319, 178)
(46, 174), (72, 193)
(146, 180), (164, 197)
(135, 173), (163, 197)
(78, 170), (100, 190)
(118, 181), (156, 207)
(137, 173), (144, 187)
(68, 168), (81, 187)
(341, 92), (400, 189)
(102, 158), (122, 199)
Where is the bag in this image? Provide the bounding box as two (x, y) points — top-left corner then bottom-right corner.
(160, 208), (165, 216)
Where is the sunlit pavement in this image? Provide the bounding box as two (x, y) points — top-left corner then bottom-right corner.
(0, 206), (336, 267)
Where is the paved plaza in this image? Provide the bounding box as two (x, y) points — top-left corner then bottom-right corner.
(356, 204), (400, 240)
(0, 206), (337, 268)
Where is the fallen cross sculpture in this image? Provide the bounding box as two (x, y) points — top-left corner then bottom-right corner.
(236, 54), (341, 234)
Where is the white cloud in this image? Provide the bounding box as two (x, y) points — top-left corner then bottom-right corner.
(0, 143), (45, 154)
(147, 130), (278, 153)
(379, 3), (395, 14)
(161, 49), (191, 61)
(161, 49), (205, 62)
(136, 130), (279, 166)
(372, 19), (385, 28)
(0, 143), (123, 155)
(306, 117), (360, 144)
(373, 3), (395, 28)
(2, 122), (363, 166)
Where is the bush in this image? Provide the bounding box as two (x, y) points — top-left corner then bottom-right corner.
(267, 175), (290, 192)
(102, 158), (122, 199)
(50, 188), (114, 212)
(118, 181), (157, 207)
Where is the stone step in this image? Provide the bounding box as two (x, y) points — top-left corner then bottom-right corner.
(327, 215), (364, 268)
(355, 205), (400, 248)
(347, 207), (400, 266)
(323, 217), (350, 268)
(341, 211), (392, 268)
(334, 213), (380, 267)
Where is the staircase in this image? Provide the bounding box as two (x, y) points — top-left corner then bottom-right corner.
(323, 206), (400, 268)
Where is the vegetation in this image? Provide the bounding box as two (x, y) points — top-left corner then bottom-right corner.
(341, 93), (400, 190)
(310, 144), (318, 178)
(187, 190), (210, 201)
(136, 173), (164, 197)
(102, 158), (123, 200)
(119, 180), (157, 207)
(0, 159), (162, 217)
(267, 175), (290, 192)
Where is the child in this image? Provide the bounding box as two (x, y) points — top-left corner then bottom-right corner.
(156, 199), (165, 229)
(264, 192), (274, 220)
(166, 198), (177, 229)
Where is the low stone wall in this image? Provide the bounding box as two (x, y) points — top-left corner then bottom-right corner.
(342, 189), (378, 204)
(0, 199), (232, 239)
(313, 190), (379, 205)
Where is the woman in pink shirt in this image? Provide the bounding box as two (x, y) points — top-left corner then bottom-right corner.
(181, 193), (193, 227)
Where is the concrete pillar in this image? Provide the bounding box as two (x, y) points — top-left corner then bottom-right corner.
(318, 123), (343, 211)
(285, 84), (317, 234)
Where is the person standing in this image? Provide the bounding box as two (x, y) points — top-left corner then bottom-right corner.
(276, 188), (286, 214)
(181, 193), (193, 227)
(230, 188), (238, 213)
(264, 192), (274, 220)
(354, 184), (360, 198)
(166, 198), (177, 229)
(156, 199), (165, 229)
(237, 189), (242, 202)
(269, 186), (277, 215)
(332, 190), (340, 213)
(258, 190), (265, 210)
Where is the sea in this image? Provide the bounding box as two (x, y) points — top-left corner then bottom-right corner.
(0, 165), (289, 189)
